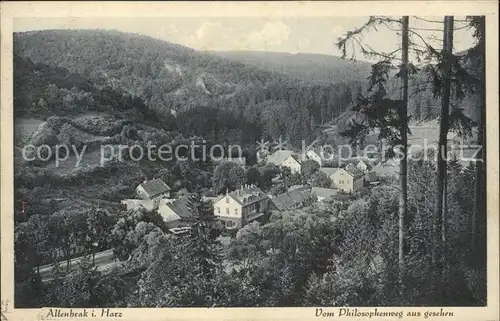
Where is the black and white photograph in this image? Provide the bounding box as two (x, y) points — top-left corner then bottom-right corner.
(1, 2), (498, 319)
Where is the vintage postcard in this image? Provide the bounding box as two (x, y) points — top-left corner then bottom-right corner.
(1, 1), (498, 320)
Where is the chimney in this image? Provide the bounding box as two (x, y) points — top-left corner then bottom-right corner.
(226, 188), (229, 196)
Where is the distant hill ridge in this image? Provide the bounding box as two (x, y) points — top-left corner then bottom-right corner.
(14, 29), (369, 116)
(14, 29), (289, 114)
(15, 29), (480, 152)
(213, 50), (372, 84)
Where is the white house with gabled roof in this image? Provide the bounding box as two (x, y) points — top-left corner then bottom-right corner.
(331, 165), (364, 193)
(267, 150), (302, 174)
(122, 178), (172, 211)
(136, 178), (171, 200)
(305, 148), (323, 166)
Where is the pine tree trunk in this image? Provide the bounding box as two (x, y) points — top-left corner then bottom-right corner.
(442, 169), (449, 284)
(473, 73), (486, 262)
(442, 173), (448, 247)
(399, 15), (409, 290)
(434, 16), (454, 271)
(472, 25), (486, 261)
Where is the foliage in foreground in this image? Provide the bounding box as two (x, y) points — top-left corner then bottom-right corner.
(16, 163), (485, 307)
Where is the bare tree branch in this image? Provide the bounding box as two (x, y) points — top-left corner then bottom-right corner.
(413, 16), (468, 24)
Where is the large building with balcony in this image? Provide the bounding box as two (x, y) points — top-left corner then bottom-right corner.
(213, 185), (270, 229)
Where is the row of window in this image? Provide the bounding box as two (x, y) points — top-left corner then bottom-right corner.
(336, 178), (364, 185)
(216, 201), (261, 216)
(216, 207), (239, 215)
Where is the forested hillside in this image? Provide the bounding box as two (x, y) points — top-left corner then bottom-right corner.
(13, 28), (482, 158)
(328, 59), (481, 139)
(213, 51), (372, 84)
(215, 49), (481, 128)
(13, 16), (487, 309)
(13, 29), (483, 145)
(14, 30), (282, 113)
(14, 54), (211, 214)
(14, 30), (372, 146)
(13, 54), (156, 122)
(404, 66), (480, 124)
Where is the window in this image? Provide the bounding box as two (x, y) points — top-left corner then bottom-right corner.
(226, 208), (230, 215)
(226, 197), (230, 204)
(217, 207), (220, 214)
(235, 208), (238, 215)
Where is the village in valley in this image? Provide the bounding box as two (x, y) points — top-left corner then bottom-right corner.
(33, 133), (475, 282)
(122, 145), (400, 235)
(11, 14), (487, 309)
(33, 140), (402, 280)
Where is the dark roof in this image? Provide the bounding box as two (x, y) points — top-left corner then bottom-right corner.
(272, 186), (311, 211)
(357, 160), (373, 170)
(267, 150), (295, 166)
(319, 167), (339, 177)
(215, 185), (268, 206)
(166, 196), (196, 220)
(345, 164), (364, 179)
(311, 187), (337, 199)
(372, 164), (399, 177)
(138, 179), (171, 199)
(364, 171), (379, 182)
(165, 220), (192, 230)
(338, 159), (358, 167)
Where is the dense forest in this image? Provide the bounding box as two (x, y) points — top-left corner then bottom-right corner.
(14, 30), (366, 147)
(15, 162), (484, 308)
(14, 29), (482, 148)
(13, 54), (156, 122)
(13, 18), (487, 309)
(214, 50), (372, 84)
(14, 29), (484, 147)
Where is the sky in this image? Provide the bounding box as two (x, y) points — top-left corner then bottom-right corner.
(14, 16), (477, 63)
